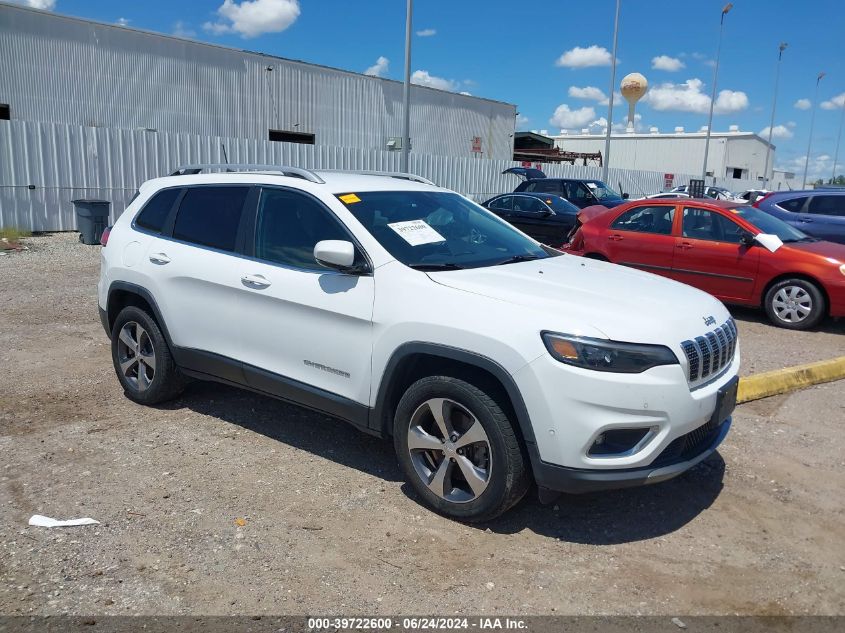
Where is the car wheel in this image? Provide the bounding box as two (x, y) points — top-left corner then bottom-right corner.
(393, 376), (530, 522)
(763, 278), (826, 330)
(111, 306), (186, 405)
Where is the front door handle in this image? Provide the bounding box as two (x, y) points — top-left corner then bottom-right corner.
(608, 234), (624, 241)
(149, 253), (171, 265)
(799, 218), (813, 223)
(241, 274), (271, 289)
(676, 242), (694, 250)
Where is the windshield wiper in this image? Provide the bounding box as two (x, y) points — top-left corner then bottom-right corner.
(495, 254), (542, 266)
(409, 263), (465, 271)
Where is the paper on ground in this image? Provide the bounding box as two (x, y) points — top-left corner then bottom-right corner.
(387, 219), (446, 246)
(29, 514), (100, 528)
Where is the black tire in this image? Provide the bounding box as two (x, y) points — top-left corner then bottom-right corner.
(110, 306), (186, 405)
(393, 376), (530, 522)
(763, 278), (826, 330)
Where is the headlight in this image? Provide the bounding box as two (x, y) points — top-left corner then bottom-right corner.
(840, 264), (845, 277)
(542, 332), (679, 373)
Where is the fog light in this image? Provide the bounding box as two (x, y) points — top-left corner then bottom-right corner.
(588, 428), (654, 457)
(593, 433), (605, 446)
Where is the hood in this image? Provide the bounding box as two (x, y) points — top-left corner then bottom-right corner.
(577, 204), (615, 224)
(599, 198), (628, 208)
(427, 255), (730, 345)
(779, 239), (845, 262)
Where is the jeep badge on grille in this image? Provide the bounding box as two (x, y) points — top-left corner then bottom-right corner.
(703, 315), (717, 326)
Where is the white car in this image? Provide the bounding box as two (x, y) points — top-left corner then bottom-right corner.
(639, 192), (691, 200)
(98, 164), (739, 521)
(670, 185), (741, 201)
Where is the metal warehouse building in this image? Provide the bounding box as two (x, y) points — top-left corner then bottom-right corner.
(553, 128), (776, 184)
(0, 2), (517, 230)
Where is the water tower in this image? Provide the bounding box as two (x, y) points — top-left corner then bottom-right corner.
(620, 73), (648, 132)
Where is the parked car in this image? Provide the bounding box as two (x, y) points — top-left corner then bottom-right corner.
(753, 190), (845, 245)
(640, 192), (691, 200)
(481, 192), (579, 244)
(736, 189), (769, 203)
(503, 169), (629, 209)
(99, 164), (738, 521)
(565, 198), (845, 329)
(670, 185), (739, 201)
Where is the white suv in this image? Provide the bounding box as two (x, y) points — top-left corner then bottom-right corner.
(98, 164), (739, 521)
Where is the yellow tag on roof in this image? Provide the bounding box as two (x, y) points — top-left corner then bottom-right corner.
(339, 193), (361, 204)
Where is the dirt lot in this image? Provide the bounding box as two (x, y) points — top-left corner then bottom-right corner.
(1, 233), (844, 616)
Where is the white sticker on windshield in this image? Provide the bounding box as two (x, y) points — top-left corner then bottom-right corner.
(585, 182), (597, 189)
(387, 219), (446, 246)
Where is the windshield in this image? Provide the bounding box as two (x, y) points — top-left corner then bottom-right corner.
(337, 191), (553, 269)
(584, 181), (622, 201)
(728, 206), (810, 242)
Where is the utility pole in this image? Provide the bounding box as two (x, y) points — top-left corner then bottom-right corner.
(762, 43), (787, 187)
(601, 0), (620, 183)
(802, 72), (825, 188)
(401, 0), (413, 173)
(702, 3), (733, 181)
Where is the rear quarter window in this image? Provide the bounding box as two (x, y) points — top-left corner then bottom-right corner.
(776, 196), (807, 212)
(134, 188), (181, 233)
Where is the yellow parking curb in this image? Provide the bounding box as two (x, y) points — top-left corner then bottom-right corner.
(737, 356), (845, 404)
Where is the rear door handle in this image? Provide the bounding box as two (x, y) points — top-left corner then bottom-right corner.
(676, 242), (694, 250)
(608, 234), (624, 241)
(799, 218), (813, 223)
(149, 253), (171, 265)
(241, 274), (271, 289)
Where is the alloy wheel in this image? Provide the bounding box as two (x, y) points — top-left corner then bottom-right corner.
(407, 397), (492, 503)
(116, 321), (156, 392)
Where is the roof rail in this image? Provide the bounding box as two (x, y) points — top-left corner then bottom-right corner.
(169, 163), (325, 184)
(319, 169), (436, 186)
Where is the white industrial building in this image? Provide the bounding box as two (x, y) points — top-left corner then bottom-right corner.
(552, 127), (775, 185)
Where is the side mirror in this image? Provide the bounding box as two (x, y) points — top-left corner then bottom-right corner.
(314, 240), (358, 272)
(622, 193), (629, 200)
(540, 208), (554, 217)
(739, 231), (755, 246)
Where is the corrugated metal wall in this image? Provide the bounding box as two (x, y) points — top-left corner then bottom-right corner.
(0, 3), (516, 159)
(0, 120), (763, 231)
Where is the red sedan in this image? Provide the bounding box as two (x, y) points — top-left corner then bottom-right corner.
(564, 199), (845, 330)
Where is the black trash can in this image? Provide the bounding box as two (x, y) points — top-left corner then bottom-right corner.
(72, 199), (110, 245)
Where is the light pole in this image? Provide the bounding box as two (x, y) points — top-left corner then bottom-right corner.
(601, 0), (620, 183)
(762, 42), (787, 187)
(701, 3), (733, 181)
(401, 0), (413, 173)
(832, 96), (845, 183)
(802, 72), (825, 188)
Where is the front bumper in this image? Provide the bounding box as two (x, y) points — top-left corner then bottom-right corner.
(532, 415), (731, 494)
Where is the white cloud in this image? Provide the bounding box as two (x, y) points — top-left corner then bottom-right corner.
(821, 93), (845, 110)
(651, 55), (684, 72)
(794, 98), (811, 110)
(364, 56), (389, 78)
(643, 78), (748, 114)
(116, 17), (130, 26)
(787, 121), (796, 127)
(203, 0), (300, 38)
(516, 114), (529, 127)
(549, 104), (596, 129)
(411, 70), (458, 92)
(780, 154), (835, 183)
(568, 86), (607, 102)
(459, 91), (472, 96)
(416, 28), (436, 37)
(9, 0), (56, 8)
(555, 45), (615, 68)
(172, 21), (197, 38)
(759, 124), (794, 140)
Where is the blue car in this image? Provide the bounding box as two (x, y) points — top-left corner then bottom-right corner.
(754, 189), (845, 244)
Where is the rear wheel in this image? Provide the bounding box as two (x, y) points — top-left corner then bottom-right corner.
(111, 306), (186, 404)
(763, 278), (826, 330)
(393, 376), (530, 522)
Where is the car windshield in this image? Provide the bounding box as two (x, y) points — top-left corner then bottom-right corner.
(728, 206), (811, 242)
(337, 191), (554, 269)
(543, 197), (579, 213)
(584, 181), (622, 201)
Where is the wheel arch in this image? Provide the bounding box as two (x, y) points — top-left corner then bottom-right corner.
(106, 282), (174, 347)
(371, 343), (538, 453)
(760, 272), (830, 315)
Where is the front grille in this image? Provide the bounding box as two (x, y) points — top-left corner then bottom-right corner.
(681, 319), (737, 383)
(651, 418), (725, 468)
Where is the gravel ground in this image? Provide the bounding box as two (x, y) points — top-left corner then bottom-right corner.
(1, 233), (844, 616)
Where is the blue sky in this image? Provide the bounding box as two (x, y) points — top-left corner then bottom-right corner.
(13, 0), (845, 180)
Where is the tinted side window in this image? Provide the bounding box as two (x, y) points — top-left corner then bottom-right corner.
(529, 180), (561, 194)
(808, 195), (845, 217)
(611, 206), (675, 235)
(682, 208), (743, 243)
(777, 196), (808, 212)
(135, 188), (180, 233)
(172, 186), (249, 252)
(513, 196), (544, 213)
(255, 188), (355, 270)
(489, 196), (513, 212)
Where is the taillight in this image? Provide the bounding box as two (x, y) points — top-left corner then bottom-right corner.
(752, 193), (772, 208)
(100, 226), (112, 246)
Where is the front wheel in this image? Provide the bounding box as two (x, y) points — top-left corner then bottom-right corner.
(393, 376), (530, 522)
(763, 278), (826, 330)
